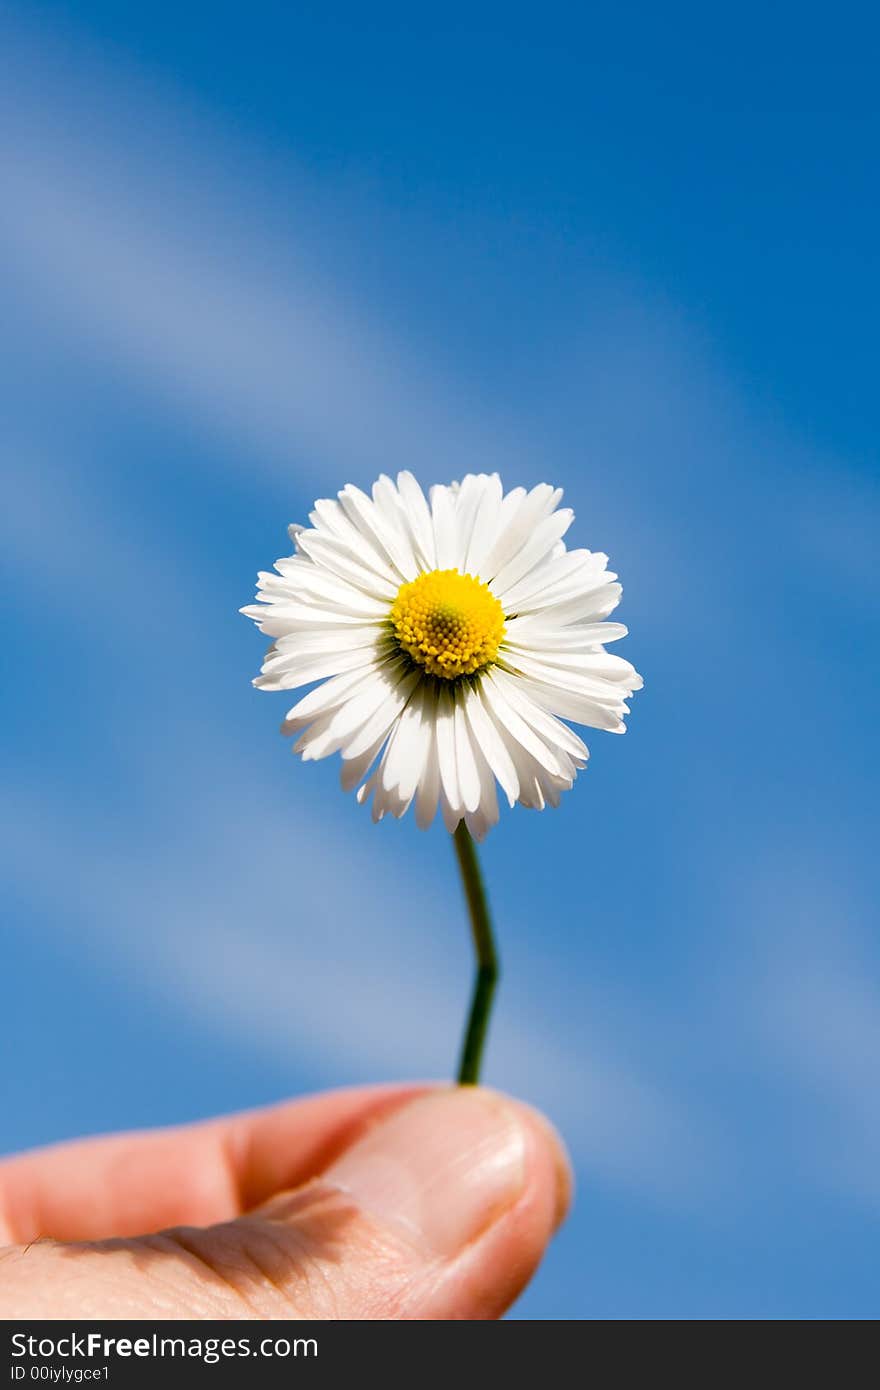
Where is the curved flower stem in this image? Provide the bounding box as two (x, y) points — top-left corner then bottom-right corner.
(453, 822), (500, 1085)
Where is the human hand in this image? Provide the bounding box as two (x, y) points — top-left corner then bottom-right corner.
(0, 1084), (571, 1319)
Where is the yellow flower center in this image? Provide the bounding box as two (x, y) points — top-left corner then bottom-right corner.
(389, 568), (505, 680)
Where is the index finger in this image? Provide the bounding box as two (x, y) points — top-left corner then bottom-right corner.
(0, 1082), (432, 1244)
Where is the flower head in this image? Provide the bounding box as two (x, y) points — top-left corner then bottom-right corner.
(242, 473), (642, 839)
(389, 568), (506, 679)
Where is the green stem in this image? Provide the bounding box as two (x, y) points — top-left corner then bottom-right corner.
(453, 821), (500, 1085)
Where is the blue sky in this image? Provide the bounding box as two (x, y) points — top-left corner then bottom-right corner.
(1, 4), (878, 1318)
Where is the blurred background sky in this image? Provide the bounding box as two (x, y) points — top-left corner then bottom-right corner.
(1, 3), (878, 1319)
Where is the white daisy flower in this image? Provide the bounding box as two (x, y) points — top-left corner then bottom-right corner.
(242, 473), (642, 840)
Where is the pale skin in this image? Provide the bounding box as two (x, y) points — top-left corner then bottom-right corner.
(0, 1084), (571, 1319)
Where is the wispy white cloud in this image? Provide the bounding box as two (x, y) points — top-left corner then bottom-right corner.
(735, 864), (880, 1211)
(0, 21), (527, 492)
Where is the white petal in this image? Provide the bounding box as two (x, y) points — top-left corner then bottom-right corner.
(513, 673), (629, 731)
(273, 626), (385, 656)
(255, 646), (381, 691)
(281, 659), (387, 733)
(430, 484), (459, 570)
(440, 787), (462, 833)
(464, 474), (504, 578)
(575, 650), (644, 686)
(268, 561), (390, 616)
(490, 669), (590, 764)
(241, 602), (383, 638)
(415, 715), (441, 830)
(463, 681), (520, 807)
(396, 471), (437, 570)
(309, 494), (409, 588)
(499, 737), (548, 809)
(504, 648), (642, 694)
(336, 483), (413, 581)
(371, 475), (421, 579)
(294, 668), (410, 762)
(491, 508), (574, 600)
(480, 671), (564, 776)
(381, 683), (433, 802)
(320, 666), (413, 755)
(516, 771), (546, 810)
(464, 742), (500, 841)
(434, 682), (462, 815)
(504, 620), (628, 650)
(355, 765), (383, 815)
(293, 707), (346, 760)
(450, 473), (501, 574)
(341, 669), (420, 760)
(453, 685), (482, 814)
(370, 723), (418, 820)
(447, 473), (482, 571)
(512, 582), (623, 627)
(490, 486), (527, 554)
(340, 729), (388, 791)
(534, 764), (574, 808)
(294, 531), (399, 600)
(499, 548), (608, 613)
(310, 496), (388, 570)
(481, 483), (562, 581)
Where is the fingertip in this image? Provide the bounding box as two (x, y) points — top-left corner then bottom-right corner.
(310, 1085), (573, 1319)
(430, 1088), (574, 1319)
(510, 1096), (575, 1233)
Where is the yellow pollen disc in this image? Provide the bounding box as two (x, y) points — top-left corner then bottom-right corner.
(389, 568), (506, 680)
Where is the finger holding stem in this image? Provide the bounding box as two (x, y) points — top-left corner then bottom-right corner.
(453, 822), (500, 1086)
